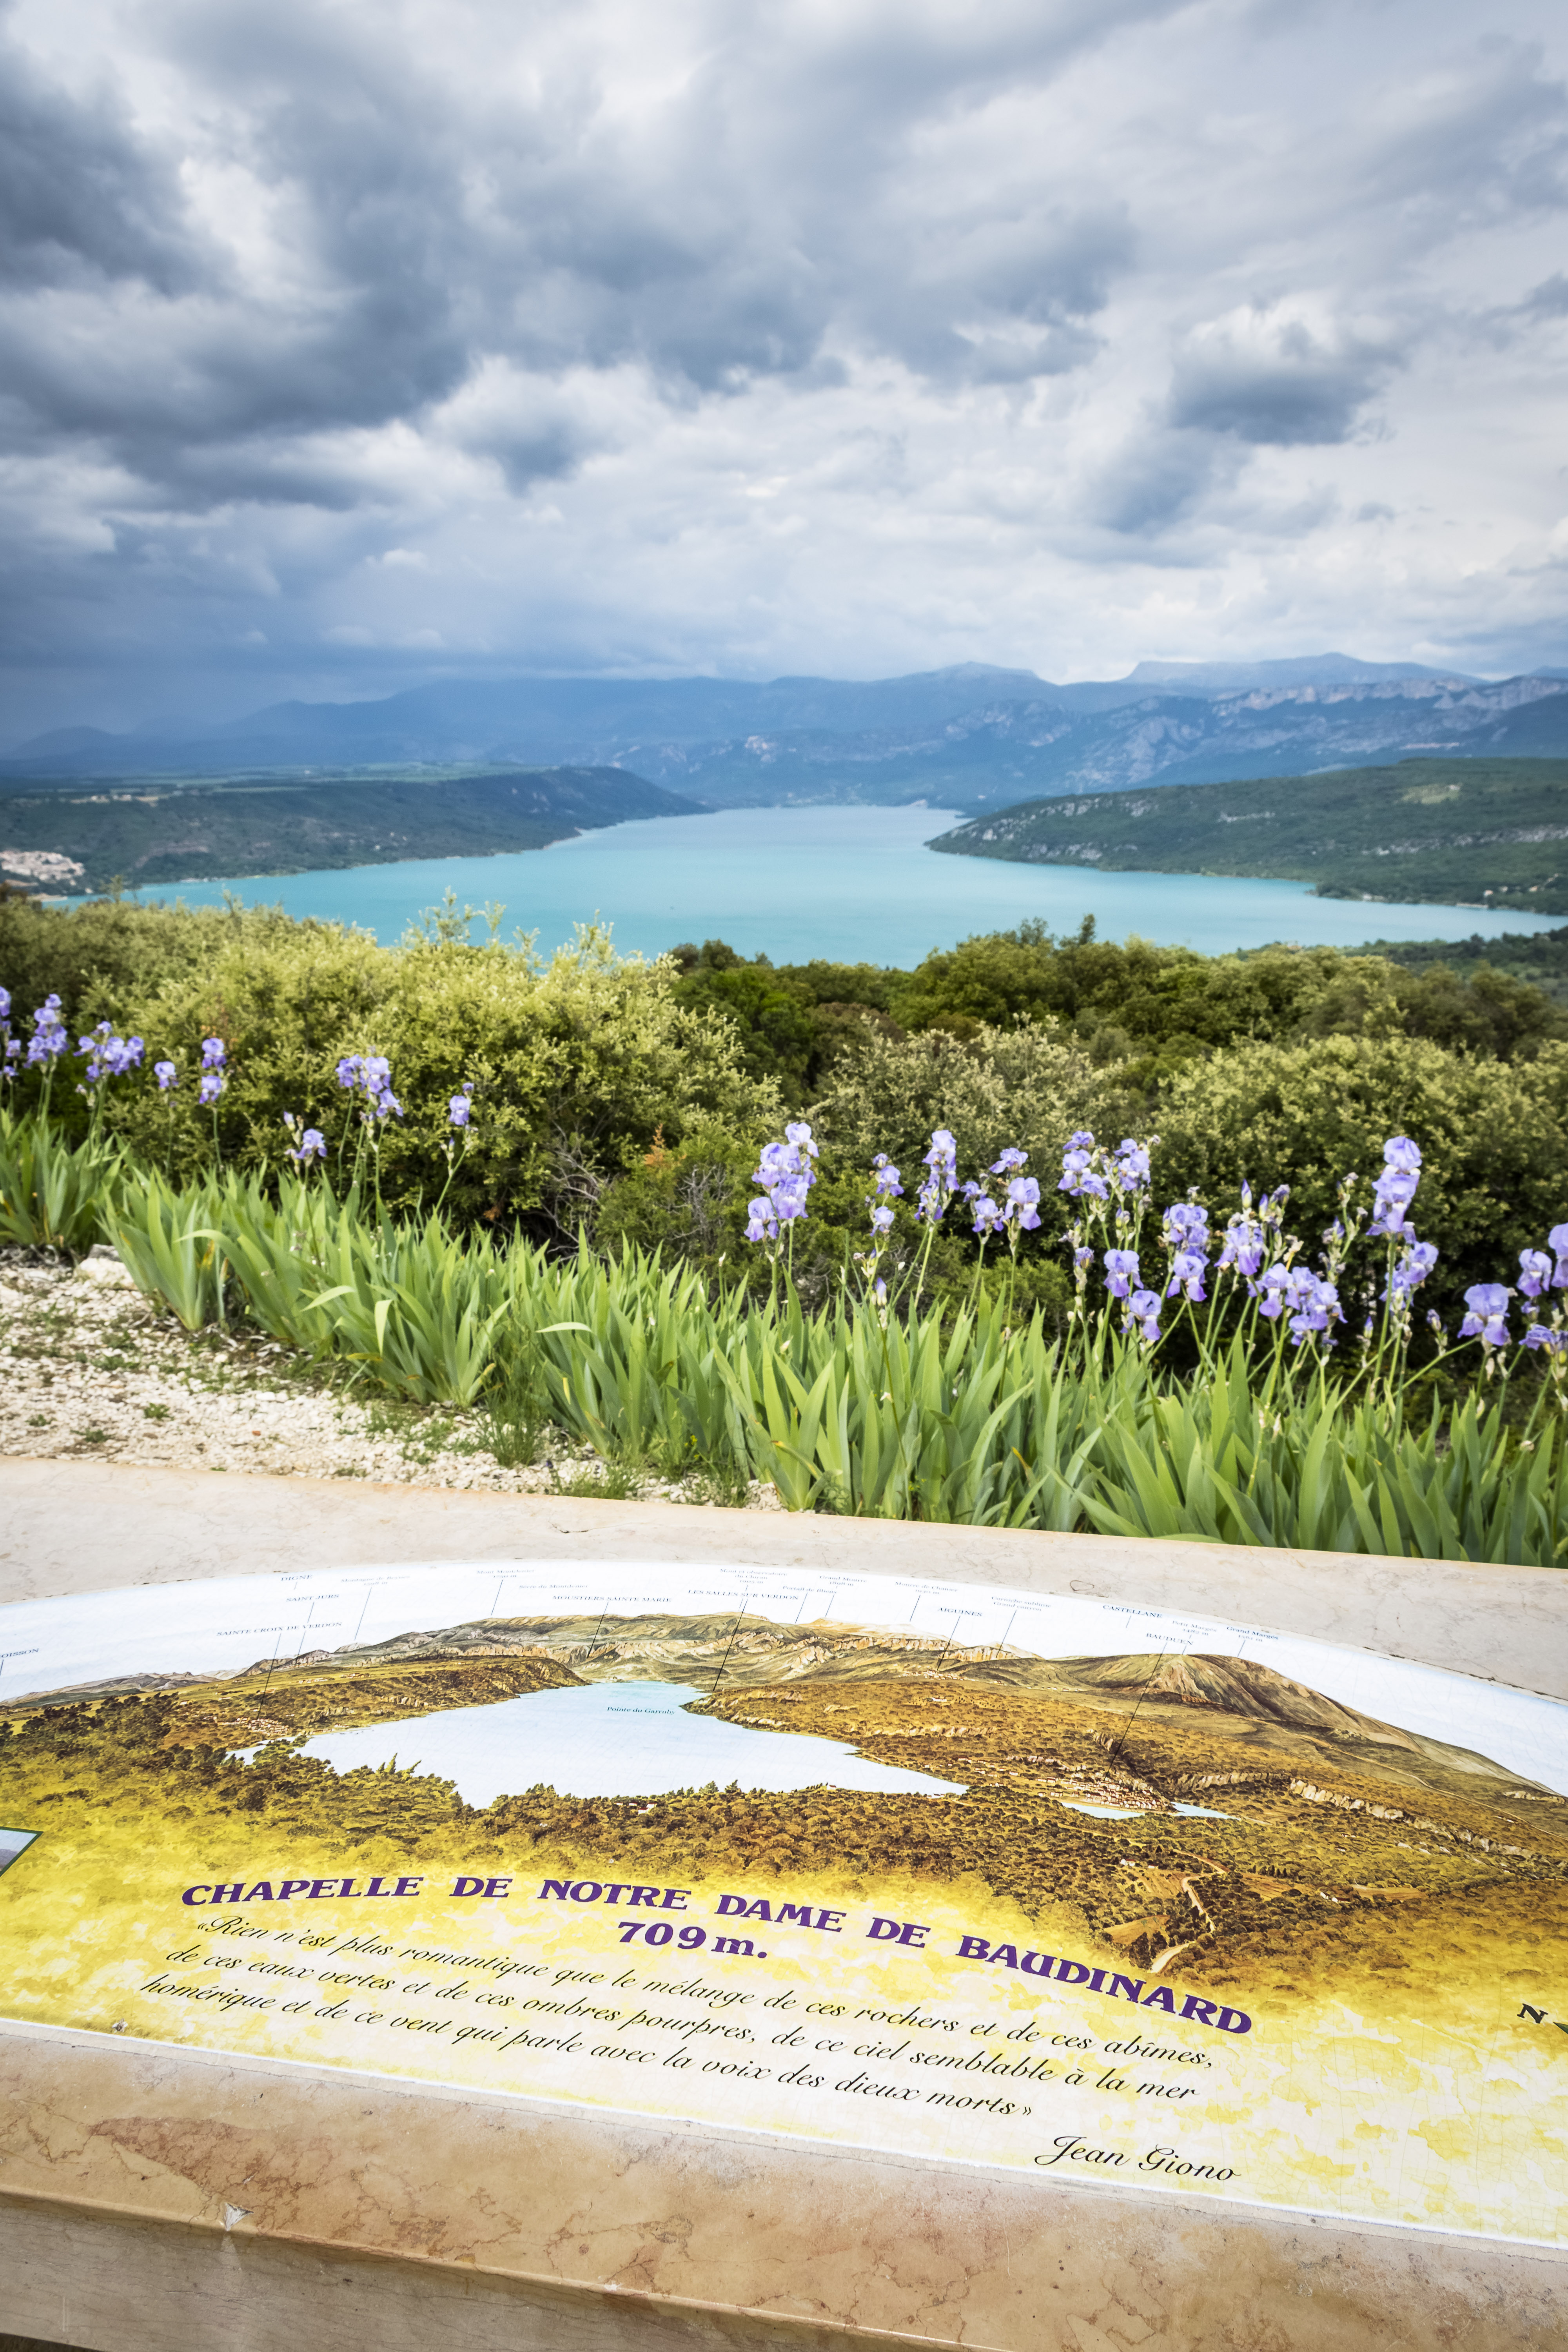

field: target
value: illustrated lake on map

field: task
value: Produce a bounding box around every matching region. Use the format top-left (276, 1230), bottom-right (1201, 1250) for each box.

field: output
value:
top-left (0, 1563), bottom-right (1562, 2246)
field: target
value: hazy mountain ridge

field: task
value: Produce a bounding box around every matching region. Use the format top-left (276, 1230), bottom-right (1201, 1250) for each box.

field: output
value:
top-left (7, 660), bottom-right (1565, 817)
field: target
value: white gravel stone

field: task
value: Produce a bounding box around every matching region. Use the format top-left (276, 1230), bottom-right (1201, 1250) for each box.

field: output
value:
top-left (0, 1253), bottom-right (781, 1509)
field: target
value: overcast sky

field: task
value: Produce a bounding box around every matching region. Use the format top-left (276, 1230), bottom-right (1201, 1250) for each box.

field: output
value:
top-left (2, 0), bottom-right (1565, 733)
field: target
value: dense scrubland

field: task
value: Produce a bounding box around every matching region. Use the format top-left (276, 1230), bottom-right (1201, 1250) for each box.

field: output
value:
top-left (3, 888), bottom-right (1566, 1560)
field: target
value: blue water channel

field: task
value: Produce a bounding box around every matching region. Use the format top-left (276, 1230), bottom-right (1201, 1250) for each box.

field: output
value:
top-left (289, 1678), bottom-right (967, 1808)
top-left (116, 804), bottom-right (1561, 964)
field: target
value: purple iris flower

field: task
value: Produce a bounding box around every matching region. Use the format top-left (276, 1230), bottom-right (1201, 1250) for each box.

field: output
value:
top-left (1287, 1270), bottom-right (1342, 1345)
top-left (76, 1024), bottom-right (111, 1080)
top-left (1163, 1201), bottom-right (1209, 1245)
top-left (1549, 1223), bottom-right (1568, 1287)
top-left (1124, 1287), bottom-right (1162, 1343)
top-left (1058, 1138), bottom-right (1108, 1200)
top-left (26, 996), bottom-right (68, 1065)
top-left (972, 1194), bottom-right (1002, 1239)
top-left (1369, 1173), bottom-right (1419, 1240)
top-left (198, 1071), bottom-right (225, 1107)
top-left (287, 1125), bottom-right (327, 1165)
top-left (1114, 1139), bottom-right (1152, 1189)
top-left (1257, 1262), bottom-right (1292, 1321)
top-left (869, 1201), bottom-right (895, 1236)
top-left (154, 1061), bottom-right (177, 1091)
top-left (449, 1085), bottom-right (474, 1128)
top-left (75, 1022), bottom-right (143, 1083)
top-left (200, 1036), bottom-right (227, 1071)
top-left (1459, 1283), bottom-right (1511, 1347)
top-left (1167, 1249), bottom-right (1208, 1303)
top-left (0, 987), bottom-right (8, 1021)
top-left (917, 1129), bottom-right (958, 1224)
top-left (1518, 1248), bottom-right (1552, 1301)
top-left (747, 1124), bottom-right (817, 1249)
top-left (336, 1055), bottom-right (364, 1089)
top-left (990, 1146), bottom-right (1028, 1175)
top-left (1003, 1174), bottom-right (1042, 1232)
top-left (1384, 1240), bottom-right (1439, 1304)
top-left (1369, 1137), bottom-right (1423, 1240)
top-left (1523, 1324), bottom-right (1566, 1353)
top-left (1103, 1247), bottom-right (1140, 1300)
top-left (1219, 1214), bottom-right (1265, 1280)
top-left (869, 1153), bottom-right (903, 1197)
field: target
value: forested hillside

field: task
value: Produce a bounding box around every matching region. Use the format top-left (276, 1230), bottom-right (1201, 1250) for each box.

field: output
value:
top-left (0, 767), bottom-right (699, 895)
top-left (932, 759), bottom-right (1568, 915)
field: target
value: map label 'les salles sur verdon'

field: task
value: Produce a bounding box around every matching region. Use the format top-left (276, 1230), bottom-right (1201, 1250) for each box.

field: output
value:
top-left (0, 1562), bottom-right (1562, 2241)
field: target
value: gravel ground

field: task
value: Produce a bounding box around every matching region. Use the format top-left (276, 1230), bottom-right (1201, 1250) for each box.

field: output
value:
top-left (0, 1249), bottom-right (780, 1508)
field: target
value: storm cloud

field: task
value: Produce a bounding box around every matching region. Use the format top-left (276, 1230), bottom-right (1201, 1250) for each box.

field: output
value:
top-left (0, 0), bottom-right (1564, 731)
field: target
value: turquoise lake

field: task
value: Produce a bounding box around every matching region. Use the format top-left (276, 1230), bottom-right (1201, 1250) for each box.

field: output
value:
top-left (290, 1678), bottom-right (966, 1808)
top-left (118, 805), bottom-right (1560, 963)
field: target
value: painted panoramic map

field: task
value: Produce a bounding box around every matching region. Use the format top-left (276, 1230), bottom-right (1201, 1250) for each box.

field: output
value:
top-left (0, 1561), bottom-right (1562, 2243)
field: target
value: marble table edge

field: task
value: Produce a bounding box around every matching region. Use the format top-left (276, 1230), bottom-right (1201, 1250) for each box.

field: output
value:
top-left (2, 1456), bottom-right (1564, 1703)
top-left (2, 2017), bottom-right (1559, 2269)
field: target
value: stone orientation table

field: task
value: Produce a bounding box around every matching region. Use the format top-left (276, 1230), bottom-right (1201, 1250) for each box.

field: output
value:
top-left (1, 1457), bottom-right (1564, 2352)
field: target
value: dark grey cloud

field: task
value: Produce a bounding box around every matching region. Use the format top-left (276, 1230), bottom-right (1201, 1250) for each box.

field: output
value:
top-left (1519, 270), bottom-right (1568, 317)
top-left (1165, 307), bottom-right (1399, 448)
top-left (0, 0), bottom-right (1563, 732)
top-left (1083, 426), bottom-right (1234, 537)
top-left (0, 16), bottom-right (205, 292)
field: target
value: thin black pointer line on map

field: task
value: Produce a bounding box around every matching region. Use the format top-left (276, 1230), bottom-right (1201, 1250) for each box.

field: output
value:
top-left (710, 1593), bottom-right (753, 1693)
top-left (257, 1629), bottom-right (285, 1702)
top-left (1106, 1638), bottom-right (1177, 1765)
top-left (584, 1600), bottom-right (613, 1662)
top-left (291, 1599), bottom-right (317, 1669)
top-left (1104, 1622), bottom-right (1243, 1763)
top-left (794, 1585), bottom-right (840, 1622)
top-left (350, 1581), bottom-right (388, 1646)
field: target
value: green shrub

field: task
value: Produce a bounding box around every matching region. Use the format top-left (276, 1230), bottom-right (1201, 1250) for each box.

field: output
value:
top-left (1153, 1035), bottom-right (1568, 1310)
top-left (2, 904), bottom-right (780, 1230)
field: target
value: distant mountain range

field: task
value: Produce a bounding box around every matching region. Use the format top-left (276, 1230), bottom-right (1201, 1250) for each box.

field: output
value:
top-left (7, 655), bottom-right (1568, 809)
